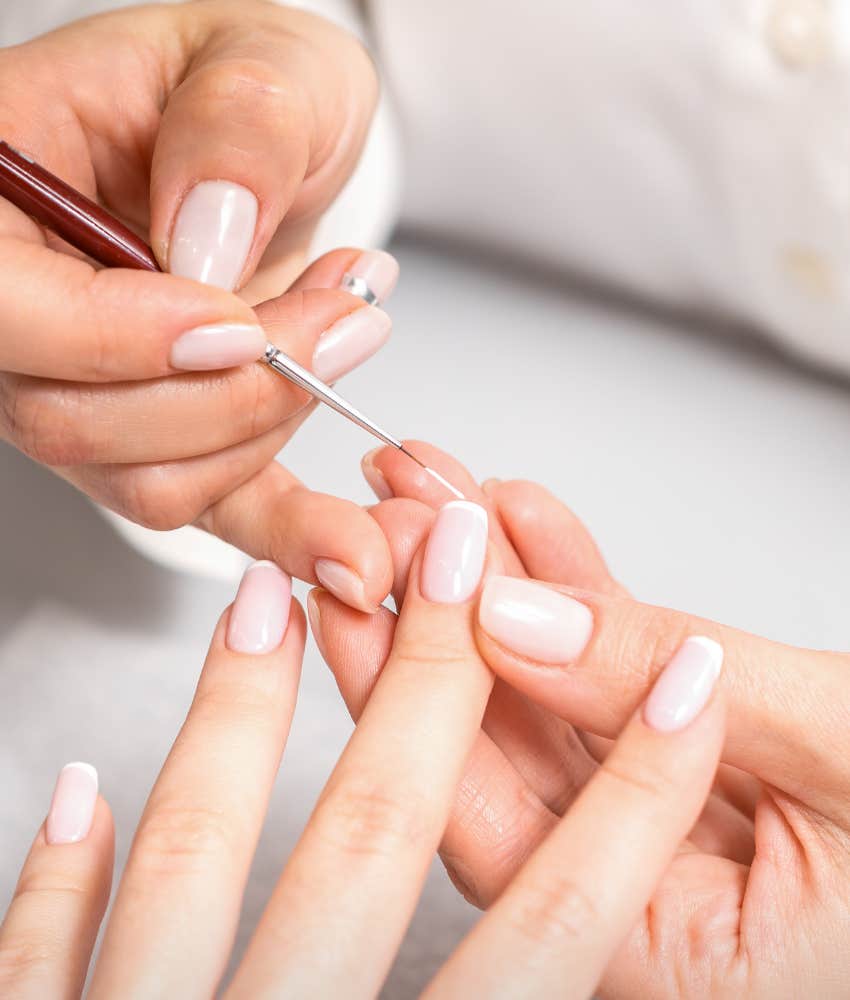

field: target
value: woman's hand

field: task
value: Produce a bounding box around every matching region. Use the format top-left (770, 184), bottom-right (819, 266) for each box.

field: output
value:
top-left (316, 441), bottom-right (850, 997)
top-left (0, 2), bottom-right (394, 611)
top-left (0, 508), bottom-right (724, 1000)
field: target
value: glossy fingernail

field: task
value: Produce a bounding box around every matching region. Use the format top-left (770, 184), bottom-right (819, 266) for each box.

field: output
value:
top-left (46, 762), bottom-right (98, 845)
top-left (227, 560), bottom-right (292, 654)
top-left (312, 306), bottom-right (392, 383)
top-left (170, 180), bottom-right (258, 290)
top-left (644, 636), bottom-right (724, 733)
top-left (421, 501), bottom-right (488, 604)
top-left (315, 559), bottom-right (377, 613)
top-left (478, 577), bottom-right (593, 663)
top-left (361, 448), bottom-right (393, 501)
top-left (340, 250), bottom-right (400, 305)
top-left (170, 322), bottom-right (266, 370)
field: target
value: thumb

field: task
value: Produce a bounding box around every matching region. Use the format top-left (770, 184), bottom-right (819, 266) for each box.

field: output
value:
top-left (474, 576), bottom-right (850, 822)
top-left (149, 6), bottom-right (377, 291)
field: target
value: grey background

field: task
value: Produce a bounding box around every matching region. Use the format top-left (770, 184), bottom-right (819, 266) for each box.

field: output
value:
top-left (2, 237), bottom-right (850, 995)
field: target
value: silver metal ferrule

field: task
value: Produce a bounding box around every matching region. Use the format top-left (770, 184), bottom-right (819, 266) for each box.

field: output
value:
top-left (263, 343), bottom-right (402, 450)
top-left (340, 272), bottom-right (379, 306)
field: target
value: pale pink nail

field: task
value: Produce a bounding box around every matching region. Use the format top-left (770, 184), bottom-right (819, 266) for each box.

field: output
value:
top-left (306, 591), bottom-right (323, 646)
top-left (227, 560), bottom-right (292, 654)
top-left (644, 636), bottom-right (724, 733)
top-left (421, 501), bottom-right (488, 604)
top-left (46, 762), bottom-right (98, 845)
top-left (312, 306), bottom-right (392, 383)
top-left (170, 323), bottom-right (266, 370)
top-left (361, 448), bottom-right (393, 501)
top-left (341, 250), bottom-right (400, 305)
top-left (478, 577), bottom-right (593, 663)
top-left (314, 559), bottom-right (377, 613)
top-left (169, 180), bottom-right (258, 290)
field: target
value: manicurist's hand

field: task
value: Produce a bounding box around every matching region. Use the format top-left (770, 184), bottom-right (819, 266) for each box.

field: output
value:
top-left (0, 510), bottom-right (724, 1000)
top-left (0, 1), bottom-right (394, 610)
top-left (317, 442), bottom-right (850, 997)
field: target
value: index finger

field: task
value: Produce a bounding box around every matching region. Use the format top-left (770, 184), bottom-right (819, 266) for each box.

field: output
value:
top-left (425, 637), bottom-right (726, 1000)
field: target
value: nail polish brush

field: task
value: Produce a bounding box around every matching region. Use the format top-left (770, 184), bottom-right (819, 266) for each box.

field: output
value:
top-left (0, 140), bottom-right (464, 499)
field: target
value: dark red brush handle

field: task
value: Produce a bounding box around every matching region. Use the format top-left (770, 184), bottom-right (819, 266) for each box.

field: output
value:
top-left (0, 140), bottom-right (160, 272)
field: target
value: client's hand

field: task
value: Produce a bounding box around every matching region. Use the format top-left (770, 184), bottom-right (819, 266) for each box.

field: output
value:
top-left (315, 442), bottom-right (850, 998)
top-left (0, 507), bottom-right (723, 1000)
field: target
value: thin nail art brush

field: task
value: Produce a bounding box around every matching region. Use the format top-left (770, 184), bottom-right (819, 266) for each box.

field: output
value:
top-left (0, 140), bottom-right (463, 498)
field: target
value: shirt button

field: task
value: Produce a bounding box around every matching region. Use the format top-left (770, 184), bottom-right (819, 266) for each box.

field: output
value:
top-left (767, 0), bottom-right (830, 68)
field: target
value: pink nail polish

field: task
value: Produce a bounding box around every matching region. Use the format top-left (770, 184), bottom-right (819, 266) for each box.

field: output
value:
top-left (644, 636), bottom-right (724, 733)
top-left (361, 448), bottom-right (393, 501)
top-left (341, 250), bottom-right (400, 305)
top-left (478, 576), bottom-right (593, 663)
top-left (46, 762), bottom-right (98, 845)
top-left (421, 501), bottom-right (488, 604)
top-left (312, 306), bottom-right (392, 383)
top-left (227, 560), bottom-right (292, 654)
top-left (314, 559), bottom-right (377, 613)
top-left (169, 322), bottom-right (267, 370)
top-left (169, 180), bottom-right (258, 290)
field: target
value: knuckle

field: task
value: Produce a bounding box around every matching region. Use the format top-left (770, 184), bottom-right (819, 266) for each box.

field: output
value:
top-left (389, 634), bottom-right (472, 672)
top-left (0, 934), bottom-right (52, 988)
top-left (190, 55), bottom-right (310, 131)
top-left (132, 803), bottom-right (238, 878)
top-left (312, 780), bottom-right (429, 861)
top-left (0, 378), bottom-right (96, 466)
top-left (597, 756), bottom-right (676, 804)
top-left (190, 680), bottom-right (279, 731)
top-left (508, 876), bottom-right (599, 949)
top-left (107, 465), bottom-right (200, 531)
top-left (609, 604), bottom-right (694, 692)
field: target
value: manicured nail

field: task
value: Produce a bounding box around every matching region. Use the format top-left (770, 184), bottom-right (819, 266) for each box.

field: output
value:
top-left (644, 636), bottom-right (724, 733)
top-left (340, 250), bottom-right (400, 305)
top-left (227, 560), bottom-right (292, 654)
top-left (421, 501), bottom-right (488, 604)
top-left (306, 590), bottom-right (323, 647)
top-left (478, 577), bottom-right (593, 663)
top-left (170, 322), bottom-right (266, 370)
top-left (315, 559), bottom-right (377, 613)
top-left (361, 448), bottom-right (393, 501)
top-left (169, 180), bottom-right (258, 290)
top-left (46, 762), bottom-right (98, 845)
top-left (312, 306), bottom-right (392, 383)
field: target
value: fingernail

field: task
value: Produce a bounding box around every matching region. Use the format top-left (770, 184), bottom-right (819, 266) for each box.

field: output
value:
top-left (169, 180), bottom-right (258, 290)
top-left (478, 577), bottom-right (593, 663)
top-left (644, 636), bottom-right (724, 733)
top-left (227, 560), bottom-right (292, 654)
top-left (340, 250), bottom-right (400, 306)
top-left (46, 762), bottom-right (98, 845)
top-left (361, 448), bottom-right (393, 501)
top-left (421, 501), bottom-right (488, 604)
top-left (170, 322), bottom-right (266, 370)
top-left (315, 559), bottom-right (377, 613)
top-left (312, 306), bottom-right (392, 383)
top-left (306, 590), bottom-right (323, 648)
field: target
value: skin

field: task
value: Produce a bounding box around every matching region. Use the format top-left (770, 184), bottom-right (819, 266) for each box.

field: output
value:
top-left (0, 2), bottom-right (392, 609)
top-left (0, 526), bottom-right (723, 1000)
top-left (314, 441), bottom-right (850, 997)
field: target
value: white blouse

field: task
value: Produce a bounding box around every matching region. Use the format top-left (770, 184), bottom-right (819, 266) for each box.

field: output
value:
top-left (4, 0), bottom-right (849, 372)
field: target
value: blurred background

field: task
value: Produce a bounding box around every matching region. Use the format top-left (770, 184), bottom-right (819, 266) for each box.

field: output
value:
top-left (3, 2), bottom-right (850, 995)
